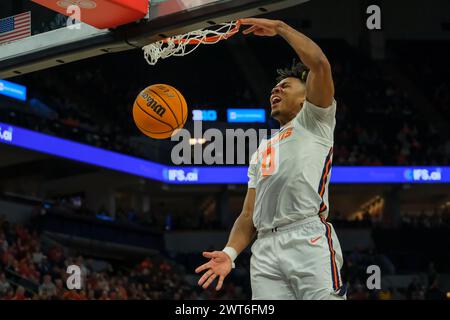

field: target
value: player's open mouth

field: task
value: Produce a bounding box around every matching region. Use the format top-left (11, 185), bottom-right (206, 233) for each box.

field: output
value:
top-left (271, 96), bottom-right (282, 107)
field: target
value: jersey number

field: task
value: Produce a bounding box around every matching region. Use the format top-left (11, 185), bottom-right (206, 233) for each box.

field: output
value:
top-left (261, 146), bottom-right (276, 176)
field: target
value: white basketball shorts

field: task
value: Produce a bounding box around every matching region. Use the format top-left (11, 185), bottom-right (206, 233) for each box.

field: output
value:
top-left (250, 215), bottom-right (346, 300)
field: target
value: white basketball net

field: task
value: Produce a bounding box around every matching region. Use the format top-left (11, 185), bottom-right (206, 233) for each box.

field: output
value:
top-left (143, 21), bottom-right (239, 65)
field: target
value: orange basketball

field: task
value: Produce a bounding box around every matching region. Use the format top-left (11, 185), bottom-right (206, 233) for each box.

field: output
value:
top-left (133, 84), bottom-right (188, 139)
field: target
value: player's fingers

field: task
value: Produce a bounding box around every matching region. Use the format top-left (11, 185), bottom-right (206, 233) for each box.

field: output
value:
top-left (240, 18), bottom-right (273, 29)
top-left (239, 18), bottom-right (256, 25)
top-left (203, 251), bottom-right (222, 259)
top-left (198, 270), bottom-right (213, 286)
top-left (202, 251), bottom-right (218, 258)
top-left (240, 18), bottom-right (266, 26)
top-left (195, 262), bottom-right (210, 274)
top-left (245, 27), bottom-right (266, 36)
top-left (253, 29), bottom-right (268, 36)
top-left (242, 25), bottom-right (258, 35)
top-left (202, 273), bottom-right (217, 289)
top-left (216, 275), bottom-right (225, 291)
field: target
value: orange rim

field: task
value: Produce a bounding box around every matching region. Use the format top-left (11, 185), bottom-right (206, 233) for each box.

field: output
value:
top-left (161, 21), bottom-right (241, 45)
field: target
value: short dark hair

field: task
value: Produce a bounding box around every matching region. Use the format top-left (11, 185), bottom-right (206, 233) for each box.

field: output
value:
top-left (276, 59), bottom-right (309, 84)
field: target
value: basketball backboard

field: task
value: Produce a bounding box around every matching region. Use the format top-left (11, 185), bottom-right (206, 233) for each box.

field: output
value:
top-left (0, 0), bottom-right (310, 78)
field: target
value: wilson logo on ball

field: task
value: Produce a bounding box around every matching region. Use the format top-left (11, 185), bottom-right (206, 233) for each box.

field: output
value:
top-left (133, 84), bottom-right (187, 140)
top-left (141, 92), bottom-right (166, 117)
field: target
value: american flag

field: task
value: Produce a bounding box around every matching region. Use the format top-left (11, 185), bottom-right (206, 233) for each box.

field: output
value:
top-left (0, 12), bottom-right (31, 45)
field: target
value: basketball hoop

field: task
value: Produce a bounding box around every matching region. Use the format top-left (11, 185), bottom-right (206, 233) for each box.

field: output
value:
top-left (143, 21), bottom-right (241, 65)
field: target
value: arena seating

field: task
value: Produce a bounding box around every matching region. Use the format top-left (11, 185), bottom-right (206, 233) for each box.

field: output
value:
top-left (1, 200), bottom-right (449, 300)
top-left (1, 39), bottom-right (448, 166)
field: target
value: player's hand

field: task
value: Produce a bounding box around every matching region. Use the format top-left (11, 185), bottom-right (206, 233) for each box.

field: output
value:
top-left (195, 251), bottom-right (232, 291)
top-left (240, 18), bottom-right (283, 37)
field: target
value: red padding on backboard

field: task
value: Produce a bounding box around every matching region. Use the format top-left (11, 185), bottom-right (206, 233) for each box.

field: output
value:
top-left (31, 0), bottom-right (148, 29)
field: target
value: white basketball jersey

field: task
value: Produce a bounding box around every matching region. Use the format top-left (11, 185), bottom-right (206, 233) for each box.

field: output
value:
top-left (248, 99), bottom-right (337, 232)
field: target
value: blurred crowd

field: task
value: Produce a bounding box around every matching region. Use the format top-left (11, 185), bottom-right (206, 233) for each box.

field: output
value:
top-left (36, 193), bottom-right (450, 233)
top-left (343, 248), bottom-right (448, 300)
top-left (1, 209), bottom-right (449, 300)
top-left (0, 215), bottom-right (207, 300)
top-left (331, 50), bottom-right (449, 166)
top-left (400, 209), bottom-right (450, 229)
top-left (0, 209), bottom-right (249, 300)
top-left (1, 40), bottom-right (448, 165)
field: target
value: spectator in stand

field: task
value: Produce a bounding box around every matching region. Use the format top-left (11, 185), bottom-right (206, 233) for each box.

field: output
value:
top-left (11, 286), bottom-right (27, 300)
top-left (36, 256), bottom-right (51, 277)
top-left (139, 257), bottom-right (153, 272)
top-left (378, 288), bottom-right (393, 300)
top-left (0, 232), bottom-right (8, 253)
top-left (98, 290), bottom-right (109, 300)
top-left (407, 277), bottom-right (420, 300)
top-left (75, 256), bottom-right (89, 280)
top-left (159, 260), bottom-right (172, 272)
top-left (32, 245), bottom-right (46, 265)
top-left (0, 272), bottom-right (11, 297)
top-left (116, 279), bottom-right (128, 299)
top-left (348, 282), bottom-right (369, 300)
top-left (87, 289), bottom-right (95, 300)
top-left (426, 277), bottom-right (446, 300)
top-left (39, 274), bottom-right (57, 298)
top-left (54, 278), bottom-right (64, 298)
top-left (3, 288), bottom-right (15, 300)
top-left (63, 289), bottom-right (87, 300)
top-left (47, 246), bottom-right (65, 268)
top-left (412, 286), bottom-right (426, 300)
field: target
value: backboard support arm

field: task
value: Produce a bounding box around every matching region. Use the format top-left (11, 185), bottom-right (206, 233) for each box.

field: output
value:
top-left (0, 0), bottom-right (309, 79)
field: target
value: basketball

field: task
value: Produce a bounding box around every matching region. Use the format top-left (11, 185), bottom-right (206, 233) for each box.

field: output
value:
top-left (133, 84), bottom-right (188, 139)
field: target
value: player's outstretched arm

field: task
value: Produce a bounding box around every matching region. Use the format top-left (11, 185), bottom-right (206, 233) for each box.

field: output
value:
top-left (241, 18), bottom-right (334, 108)
top-left (195, 188), bottom-right (256, 291)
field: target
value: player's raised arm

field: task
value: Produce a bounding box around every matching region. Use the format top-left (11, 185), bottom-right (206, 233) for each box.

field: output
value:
top-left (241, 18), bottom-right (334, 108)
top-left (195, 188), bottom-right (256, 291)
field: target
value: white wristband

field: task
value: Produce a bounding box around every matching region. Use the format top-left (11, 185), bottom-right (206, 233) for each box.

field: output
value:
top-left (222, 247), bottom-right (237, 269)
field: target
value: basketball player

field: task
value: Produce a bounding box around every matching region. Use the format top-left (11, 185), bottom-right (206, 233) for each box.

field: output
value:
top-left (195, 18), bottom-right (346, 300)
